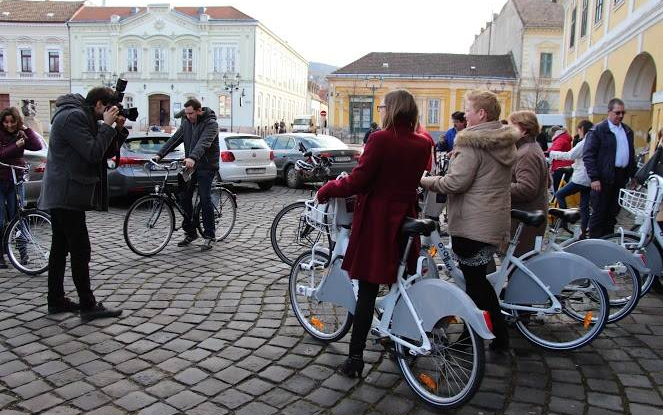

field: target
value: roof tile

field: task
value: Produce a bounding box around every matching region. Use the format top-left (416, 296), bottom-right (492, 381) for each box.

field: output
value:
top-left (0, 0), bottom-right (83, 23)
top-left (512, 0), bottom-right (564, 28)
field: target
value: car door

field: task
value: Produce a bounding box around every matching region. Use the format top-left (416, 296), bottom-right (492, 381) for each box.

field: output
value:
top-left (272, 136), bottom-right (292, 175)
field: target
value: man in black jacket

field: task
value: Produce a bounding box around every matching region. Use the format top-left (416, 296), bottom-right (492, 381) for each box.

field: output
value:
top-left (583, 98), bottom-right (636, 238)
top-left (155, 98), bottom-right (220, 250)
top-left (39, 87), bottom-right (127, 321)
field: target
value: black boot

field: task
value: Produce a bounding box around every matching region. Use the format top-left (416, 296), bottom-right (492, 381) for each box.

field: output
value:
top-left (338, 355), bottom-right (364, 378)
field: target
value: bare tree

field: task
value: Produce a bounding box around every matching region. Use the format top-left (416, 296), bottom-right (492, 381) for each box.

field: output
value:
top-left (520, 71), bottom-right (554, 114)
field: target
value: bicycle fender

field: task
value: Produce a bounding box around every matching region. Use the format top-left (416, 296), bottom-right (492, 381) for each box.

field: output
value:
top-left (617, 230), bottom-right (663, 276)
top-left (391, 279), bottom-right (495, 342)
top-left (505, 251), bottom-right (617, 305)
top-left (314, 257), bottom-right (356, 313)
top-left (564, 239), bottom-right (650, 275)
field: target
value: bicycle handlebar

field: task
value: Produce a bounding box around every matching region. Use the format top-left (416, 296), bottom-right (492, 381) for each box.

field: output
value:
top-left (0, 161), bottom-right (28, 171)
top-left (145, 159), bottom-right (183, 171)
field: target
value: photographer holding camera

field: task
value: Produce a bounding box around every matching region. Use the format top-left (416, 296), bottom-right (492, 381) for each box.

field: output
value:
top-left (39, 87), bottom-right (129, 321)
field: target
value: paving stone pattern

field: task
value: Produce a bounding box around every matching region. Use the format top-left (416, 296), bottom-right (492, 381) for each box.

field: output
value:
top-left (1, 185), bottom-right (663, 414)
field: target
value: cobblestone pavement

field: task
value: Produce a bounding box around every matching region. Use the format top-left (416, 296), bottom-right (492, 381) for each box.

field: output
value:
top-left (1, 184), bottom-right (663, 415)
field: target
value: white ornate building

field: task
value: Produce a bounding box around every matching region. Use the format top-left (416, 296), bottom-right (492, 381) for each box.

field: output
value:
top-left (68, 4), bottom-right (308, 132)
top-left (0, 0), bottom-right (84, 134)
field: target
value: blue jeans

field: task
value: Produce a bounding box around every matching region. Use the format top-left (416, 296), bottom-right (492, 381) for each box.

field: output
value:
top-left (0, 181), bottom-right (23, 229)
top-left (555, 181), bottom-right (590, 231)
top-left (180, 169), bottom-right (216, 239)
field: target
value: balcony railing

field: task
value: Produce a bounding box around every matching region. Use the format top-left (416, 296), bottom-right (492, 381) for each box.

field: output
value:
top-left (46, 72), bottom-right (62, 78)
top-left (19, 72), bottom-right (34, 78)
top-left (176, 72), bottom-right (197, 80)
top-left (149, 72), bottom-right (169, 79)
top-left (121, 71), bottom-right (141, 79)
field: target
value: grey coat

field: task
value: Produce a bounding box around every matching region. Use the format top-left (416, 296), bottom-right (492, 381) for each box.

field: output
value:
top-left (157, 107), bottom-right (220, 170)
top-left (38, 94), bottom-right (128, 212)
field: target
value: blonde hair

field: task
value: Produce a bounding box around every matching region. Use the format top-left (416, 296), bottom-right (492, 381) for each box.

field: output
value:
top-left (509, 110), bottom-right (540, 137)
top-left (381, 89), bottom-right (418, 132)
top-left (465, 90), bottom-right (501, 122)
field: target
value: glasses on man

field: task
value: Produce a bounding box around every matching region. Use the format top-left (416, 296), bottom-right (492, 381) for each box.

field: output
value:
top-left (612, 111), bottom-right (626, 116)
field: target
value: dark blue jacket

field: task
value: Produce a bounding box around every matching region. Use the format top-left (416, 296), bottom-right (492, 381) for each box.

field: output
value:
top-left (583, 119), bottom-right (636, 184)
top-left (435, 127), bottom-right (457, 152)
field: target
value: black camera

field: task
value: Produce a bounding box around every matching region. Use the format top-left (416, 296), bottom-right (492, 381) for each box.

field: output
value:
top-left (111, 78), bottom-right (139, 121)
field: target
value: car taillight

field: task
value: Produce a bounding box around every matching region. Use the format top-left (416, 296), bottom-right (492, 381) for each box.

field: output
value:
top-left (221, 151), bottom-right (235, 162)
top-left (320, 152), bottom-right (332, 158)
top-left (269, 151), bottom-right (275, 161)
top-left (119, 157), bottom-right (145, 165)
top-left (34, 162), bottom-right (46, 173)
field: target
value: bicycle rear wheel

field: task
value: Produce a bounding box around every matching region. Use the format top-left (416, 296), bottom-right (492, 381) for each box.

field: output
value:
top-left (124, 195), bottom-right (174, 256)
top-left (513, 279), bottom-right (609, 351)
top-left (5, 210), bottom-right (51, 275)
top-left (195, 187), bottom-right (236, 241)
top-left (396, 316), bottom-right (485, 410)
top-left (271, 201), bottom-right (332, 266)
top-left (289, 251), bottom-right (353, 342)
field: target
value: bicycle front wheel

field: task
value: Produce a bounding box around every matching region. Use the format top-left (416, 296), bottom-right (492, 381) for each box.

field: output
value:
top-left (195, 187), bottom-right (236, 241)
top-left (124, 195), bottom-right (174, 256)
top-left (396, 316), bottom-right (485, 410)
top-left (271, 201), bottom-right (331, 266)
top-left (289, 251), bottom-right (353, 342)
top-left (514, 279), bottom-right (609, 351)
top-left (5, 210), bottom-right (51, 275)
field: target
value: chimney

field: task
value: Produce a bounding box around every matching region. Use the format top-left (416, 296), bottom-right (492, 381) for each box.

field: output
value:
top-left (382, 63), bottom-right (389, 69)
top-left (110, 14), bottom-right (120, 23)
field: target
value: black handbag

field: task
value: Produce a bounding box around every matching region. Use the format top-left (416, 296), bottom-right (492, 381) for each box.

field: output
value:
top-left (634, 147), bottom-right (662, 185)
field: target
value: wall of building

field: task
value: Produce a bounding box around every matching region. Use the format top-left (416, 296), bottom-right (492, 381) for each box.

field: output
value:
top-left (470, 1), bottom-right (524, 69)
top-left (519, 27), bottom-right (563, 113)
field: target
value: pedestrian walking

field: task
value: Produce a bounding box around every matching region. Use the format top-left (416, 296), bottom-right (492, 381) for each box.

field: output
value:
top-left (0, 107), bottom-right (43, 268)
top-left (315, 89), bottom-right (431, 378)
top-left (550, 120), bottom-right (593, 237)
top-left (421, 90), bottom-right (519, 353)
top-left (40, 87), bottom-right (127, 320)
top-left (362, 122), bottom-right (380, 145)
top-left (508, 111), bottom-right (549, 256)
top-left (548, 126), bottom-right (573, 191)
top-left (583, 98), bottom-right (636, 238)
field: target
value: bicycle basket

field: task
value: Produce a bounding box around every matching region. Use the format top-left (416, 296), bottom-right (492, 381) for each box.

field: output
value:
top-left (619, 188), bottom-right (656, 218)
top-left (304, 200), bottom-right (334, 234)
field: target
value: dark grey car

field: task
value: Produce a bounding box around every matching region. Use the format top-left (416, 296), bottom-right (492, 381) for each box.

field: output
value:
top-left (24, 135), bottom-right (48, 206)
top-left (265, 133), bottom-right (361, 188)
top-left (107, 132), bottom-right (185, 197)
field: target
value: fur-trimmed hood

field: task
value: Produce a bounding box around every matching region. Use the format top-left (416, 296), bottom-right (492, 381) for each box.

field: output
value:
top-left (454, 121), bottom-right (519, 167)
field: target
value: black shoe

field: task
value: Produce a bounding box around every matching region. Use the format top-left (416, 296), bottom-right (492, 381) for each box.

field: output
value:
top-left (338, 355), bottom-right (364, 378)
top-left (48, 297), bottom-right (81, 314)
top-left (489, 339), bottom-right (510, 353)
top-left (80, 302), bottom-right (122, 322)
top-left (177, 234), bottom-right (198, 247)
top-left (0, 258), bottom-right (7, 269)
top-left (200, 237), bottom-right (215, 251)
top-left (19, 253), bottom-right (29, 266)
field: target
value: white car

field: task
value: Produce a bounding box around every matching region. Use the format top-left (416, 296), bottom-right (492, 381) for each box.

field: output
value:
top-left (218, 133), bottom-right (277, 190)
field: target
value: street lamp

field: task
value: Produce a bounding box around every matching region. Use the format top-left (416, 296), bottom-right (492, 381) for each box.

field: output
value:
top-left (100, 72), bottom-right (117, 88)
top-left (364, 76), bottom-right (383, 137)
top-left (223, 72), bottom-right (241, 132)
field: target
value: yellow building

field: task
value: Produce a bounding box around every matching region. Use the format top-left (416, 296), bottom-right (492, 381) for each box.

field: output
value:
top-left (559, 0), bottom-right (663, 148)
top-left (326, 53), bottom-right (517, 139)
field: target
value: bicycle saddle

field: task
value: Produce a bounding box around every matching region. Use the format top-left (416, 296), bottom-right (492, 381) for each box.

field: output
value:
top-left (510, 210), bottom-right (546, 227)
top-left (400, 217), bottom-right (437, 237)
top-left (548, 208), bottom-right (582, 224)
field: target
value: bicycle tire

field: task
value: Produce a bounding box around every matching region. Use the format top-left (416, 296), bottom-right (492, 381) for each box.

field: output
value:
top-left (124, 195), bottom-right (174, 256)
top-left (271, 201), bottom-right (332, 266)
top-left (603, 232), bottom-right (657, 298)
top-left (195, 187), bottom-right (237, 241)
top-left (289, 251), bottom-right (353, 342)
top-left (513, 279), bottom-right (610, 351)
top-left (396, 316), bottom-right (485, 410)
top-left (4, 210), bottom-right (51, 275)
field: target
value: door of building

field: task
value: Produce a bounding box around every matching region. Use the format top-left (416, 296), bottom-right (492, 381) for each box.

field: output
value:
top-left (0, 94), bottom-right (9, 111)
top-left (349, 96), bottom-right (373, 133)
top-left (148, 94), bottom-right (170, 127)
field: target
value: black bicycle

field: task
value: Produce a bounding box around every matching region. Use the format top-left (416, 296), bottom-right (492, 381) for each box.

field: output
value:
top-left (123, 160), bottom-right (237, 256)
top-left (0, 161), bottom-right (51, 275)
top-left (270, 143), bottom-right (334, 265)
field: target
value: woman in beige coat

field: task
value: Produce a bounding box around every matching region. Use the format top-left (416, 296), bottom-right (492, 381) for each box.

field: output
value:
top-left (421, 90), bottom-right (519, 352)
top-left (509, 111), bottom-right (549, 257)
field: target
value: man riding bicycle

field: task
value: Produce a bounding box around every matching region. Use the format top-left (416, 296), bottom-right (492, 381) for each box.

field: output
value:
top-left (154, 98), bottom-right (220, 251)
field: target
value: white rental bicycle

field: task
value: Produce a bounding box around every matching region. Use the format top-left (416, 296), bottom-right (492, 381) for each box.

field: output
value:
top-left (419, 191), bottom-right (616, 351)
top-left (289, 197), bottom-right (495, 410)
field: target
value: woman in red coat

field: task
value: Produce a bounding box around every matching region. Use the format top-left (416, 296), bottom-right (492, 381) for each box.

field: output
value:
top-left (316, 90), bottom-right (431, 377)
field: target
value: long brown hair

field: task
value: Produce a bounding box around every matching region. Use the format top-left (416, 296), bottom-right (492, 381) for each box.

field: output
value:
top-left (0, 107), bottom-right (24, 133)
top-left (381, 89), bottom-right (418, 132)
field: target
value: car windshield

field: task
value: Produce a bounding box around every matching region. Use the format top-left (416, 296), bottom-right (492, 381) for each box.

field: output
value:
top-left (293, 119), bottom-right (310, 125)
top-left (302, 135), bottom-right (346, 149)
top-left (225, 136), bottom-right (270, 150)
top-left (125, 136), bottom-right (181, 154)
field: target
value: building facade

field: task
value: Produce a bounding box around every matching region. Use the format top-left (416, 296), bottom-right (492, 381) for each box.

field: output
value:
top-left (470, 0), bottom-right (564, 114)
top-left (326, 52), bottom-right (517, 137)
top-left (559, 0), bottom-right (662, 148)
top-left (0, 0), bottom-right (84, 134)
top-left (68, 4), bottom-right (307, 133)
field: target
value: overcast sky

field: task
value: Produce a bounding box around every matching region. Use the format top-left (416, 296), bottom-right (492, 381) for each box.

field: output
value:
top-left (96, 0), bottom-right (510, 67)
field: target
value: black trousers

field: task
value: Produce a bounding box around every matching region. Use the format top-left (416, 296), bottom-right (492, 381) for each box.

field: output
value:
top-left (47, 209), bottom-right (96, 309)
top-left (451, 236), bottom-right (509, 347)
top-left (588, 168), bottom-right (628, 239)
top-left (179, 170), bottom-right (216, 238)
top-left (552, 168), bottom-right (572, 192)
top-left (348, 280), bottom-right (380, 358)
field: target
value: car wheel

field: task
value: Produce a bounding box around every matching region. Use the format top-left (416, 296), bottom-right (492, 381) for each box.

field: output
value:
top-left (258, 180), bottom-right (275, 190)
top-left (285, 165), bottom-right (302, 189)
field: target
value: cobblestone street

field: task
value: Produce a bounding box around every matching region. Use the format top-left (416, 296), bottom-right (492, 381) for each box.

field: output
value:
top-left (0, 184), bottom-right (663, 414)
